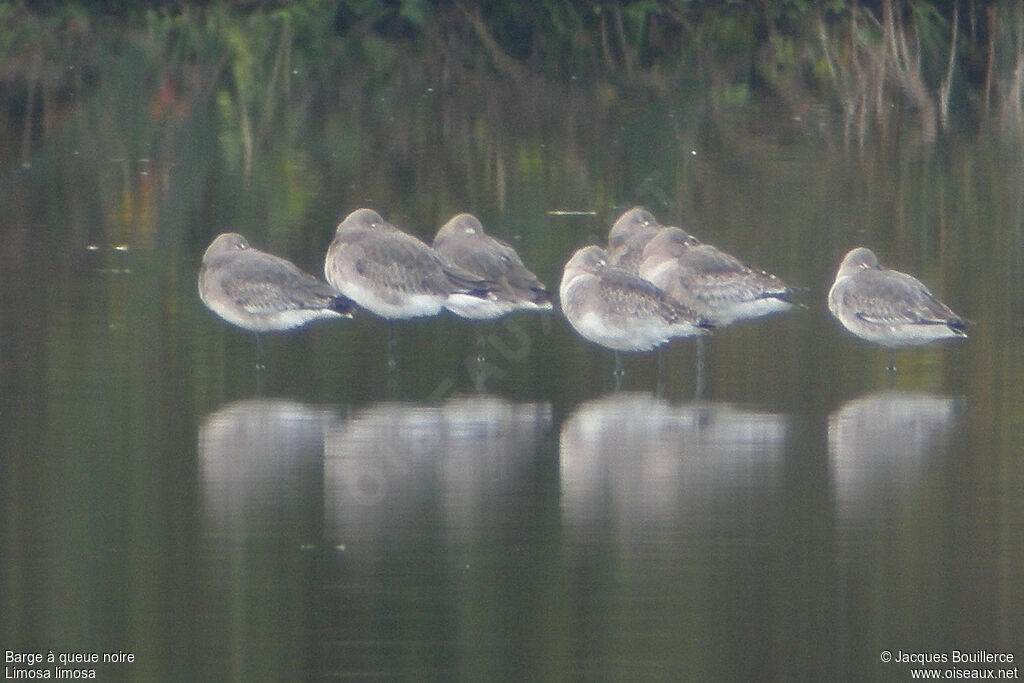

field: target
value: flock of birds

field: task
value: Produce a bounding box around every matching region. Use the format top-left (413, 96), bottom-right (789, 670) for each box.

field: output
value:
top-left (198, 206), bottom-right (968, 378)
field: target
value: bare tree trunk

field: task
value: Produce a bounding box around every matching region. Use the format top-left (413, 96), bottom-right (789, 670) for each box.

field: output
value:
top-left (20, 51), bottom-right (42, 168)
top-left (1000, 4), bottom-right (1024, 133)
top-left (455, 2), bottom-right (528, 83)
top-left (939, 4), bottom-right (959, 131)
top-left (610, 3), bottom-right (634, 79)
top-left (984, 5), bottom-right (995, 117)
top-left (598, 8), bottom-right (615, 72)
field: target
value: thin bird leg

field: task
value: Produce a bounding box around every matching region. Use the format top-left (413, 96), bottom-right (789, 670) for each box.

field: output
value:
top-left (695, 336), bottom-right (707, 400)
top-left (472, 362), bottom-right (487, 394)
top-left (254, 333), bottom-right (267, 372)
top-left (475, 325), bottom-right (487, 363)
top-left (655, 346), bottom-right (666, 398)
top-left (470, 324), bottom-right (489, 391)
top-left (255, 365), bottom-right (265, 396)
top-left (613, 352), bottom-right (625, 391)
top-left (387, 323), bottom-right (397, 371)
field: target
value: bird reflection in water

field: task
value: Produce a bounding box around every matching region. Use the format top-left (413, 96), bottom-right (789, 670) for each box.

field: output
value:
top-left (197, 399), bottom-right (336, 681)
top-left (199, 399), bottom-right (333, 541)
top-left (557, 392), bottom-right (790, 674)
top-left (560, 392), bottom-right (789, 529)
top-left (319, 396), bottom-right (552, 678)
top-left (323, 396), bottom-right (552, 550)
top-left (829, 390), bottom-right (964, 529)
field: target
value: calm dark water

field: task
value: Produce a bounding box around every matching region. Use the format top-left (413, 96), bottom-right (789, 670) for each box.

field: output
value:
top-left (2, 23), bottom-right (1023, 682)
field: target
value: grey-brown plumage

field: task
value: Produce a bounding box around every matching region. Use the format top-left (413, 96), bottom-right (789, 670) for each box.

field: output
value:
top-left (559, 245), bottom-right (711, 352)
top-left (827, 247), bottom-right (967, 348)
top-left (607, 207), bottom-right (664, 272)
top-left (433, 212), bottom-right (552, 319)
top-left (639, 227), bottom-right (795, 326)
top-left (324, 208), bottom-right (492, 320)
top-left (199, 232), bottom-right (354, 333)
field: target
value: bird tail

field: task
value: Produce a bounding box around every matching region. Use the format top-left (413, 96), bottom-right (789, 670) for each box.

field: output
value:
top-left (330, 295), bottom-right (357, 317)
top-left (444, 264), bottom-right (496, 300)
top-left (531, 287), bottom-right (553, 306)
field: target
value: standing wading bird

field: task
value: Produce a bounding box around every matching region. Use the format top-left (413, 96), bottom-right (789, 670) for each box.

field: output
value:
top-left (559, 245), bottom-right (712, 386)
top-left (433, 213), bottom-right (552, 374)
top-left (199, 232), bottom-right (355, 369)
top-left (827, 247), bottom-right (967, 375)
top-left (639, 226), bottom-right (798, 395)
top-left (606, 206), bottom-right (664, 272)
top-left (324, 208), bottom-right (494, 365)
top-left (639, 226), bottom-right (797, 327)
top-left (433, 213), bottom-right (552, 319)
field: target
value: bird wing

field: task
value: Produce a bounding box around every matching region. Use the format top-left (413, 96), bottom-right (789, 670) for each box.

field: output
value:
top-left (222, 253), bottom-right (341, 314)
top-left (679, 245), bottom-right (791, 305)
top-left (598, 266), bottom-right (704, 325)
top-left (443, 235), bottom-right (548, 303)
top-left (848, 270), bottom-right (963, 328)
top-left (352, 231), bottom-right (491, 297)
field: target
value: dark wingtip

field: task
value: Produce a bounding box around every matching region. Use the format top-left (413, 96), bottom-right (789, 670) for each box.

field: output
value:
top-left (465, 287), bottom-right (492, 300)
top-left (331, 295), bottom-right (357, 317)
top-left (757, 286), bottom-right (810, 310)
top-left (443, 263), bottom-right (497, 300)
top-left (758, 291), bottom-right (792, 303)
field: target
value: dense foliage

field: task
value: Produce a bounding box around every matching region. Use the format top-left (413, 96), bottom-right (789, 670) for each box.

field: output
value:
top-left (2, 0), bottom-right (1024, 148)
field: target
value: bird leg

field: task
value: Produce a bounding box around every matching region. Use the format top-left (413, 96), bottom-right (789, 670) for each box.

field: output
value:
top-left (695, 336), bottom-right (707, 400)
top-left (613, 352), bottom-right (625, 391)
top-left (387, 323), bottom-right (398, 371)
top-left (475, 325), bottom-right (487, 363)
top-left (254, 334), bottom-right (267, 372)
top-left (655, 347), bottom-right (666, 398)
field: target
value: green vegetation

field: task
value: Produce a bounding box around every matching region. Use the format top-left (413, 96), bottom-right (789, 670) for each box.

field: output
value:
top-left (2, 0), bottom-right (1024, 150)
top-left (2, 0), bottom-right (1021, 283)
